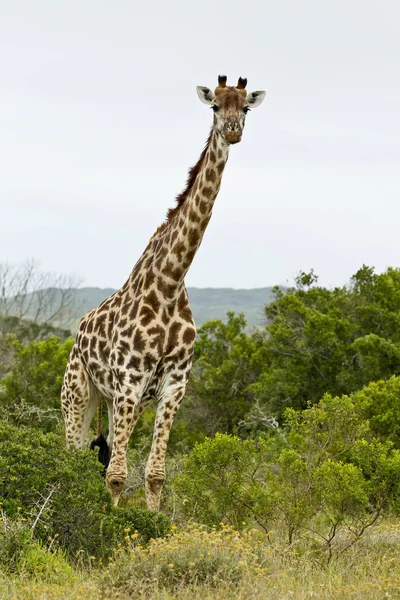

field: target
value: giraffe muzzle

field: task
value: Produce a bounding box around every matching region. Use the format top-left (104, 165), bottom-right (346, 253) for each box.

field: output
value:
top-left (225, 131), bottom-right (242, 144)
top-left (224, 121), bottom-right (242, 144)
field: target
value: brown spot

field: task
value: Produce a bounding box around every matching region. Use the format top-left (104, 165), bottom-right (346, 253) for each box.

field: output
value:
top-left (70, 361), bottom-right (79, 371)
top-left (107, 312), bottom-right (115, 339)
top-left (120, 301), bottom-right (130, 316)
top-left (164, 260), bottom-right (181, 282)
top-left (81, 336), bottom-right (89, 350)
top-left (133, 329), bottom-right (146, 353)
top-left (172, 241), bottom-right (186, 262)
top-left (140, 305), bottom-right (156, 327)
top-left (189, 209), bottom-right (200, 223)
top-left (188, 228), bottom-right (200, 247)
top-left (129, 300), bottom-right (140, 321)
top-left (199, 200), bottom-right (208, 214)
top-left (126, 355), bottom-right (141, 370)
top-left (121, 324), bottom-right (134, 338)
top-left (157, 277), bottom-right (175, 300)
top-left (119, 340), bottom-right (130, 355)
top-left (98, 340), bottom-right (109, 362)
top-left (183, 327), bottom-right (196, 345)
top-left (143, 353), bottom-right (157, 371)
top-left (148, 325), bottom-right (166, 354)
top-left (95, 314), bottom-right (107, 337)
top-left (145, 289), bottom-right (160, 313)
top-left (210, 150), bottom-right (216, 162)
top-left (129, 373), bottom-right (143, 386)
top-left (145, 269), bottom-right (156, 288)
top-left (206, 168), bottom-right (216, 183)
top-left (202, 186), bottom-right (213, 198)
top-left (112, 295), bottom-right (122, 308)
top-left (171, 373), bottom-right (184, 383)
top-left (217, 161), bottom-right (225, 175)
top-left (114, 370), bottom-right (125, 385)
top-left (166, 321), bottom-right (182, 354)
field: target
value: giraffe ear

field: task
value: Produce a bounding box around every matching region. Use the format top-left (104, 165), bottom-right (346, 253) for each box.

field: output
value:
top-left (196, 86), bottom-right (215, 105)
top-left (246, 90), bottom-right (266, 108)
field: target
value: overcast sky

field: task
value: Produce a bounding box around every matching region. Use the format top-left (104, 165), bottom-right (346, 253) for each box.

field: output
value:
top-left (1, 0), bottom-right (399, 291)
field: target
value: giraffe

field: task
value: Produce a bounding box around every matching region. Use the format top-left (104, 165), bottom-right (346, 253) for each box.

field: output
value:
top-left (61, 75), bottom-right (266, 511)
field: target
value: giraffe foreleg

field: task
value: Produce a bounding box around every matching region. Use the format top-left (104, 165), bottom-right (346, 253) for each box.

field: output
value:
top-left (145, 385), bottom-right (186, 512)
top-left (105, 383), bottom-right (149, 505)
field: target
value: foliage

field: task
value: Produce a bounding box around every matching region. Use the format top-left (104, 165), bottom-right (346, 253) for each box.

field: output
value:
top-left (254, 265), bottom-right (400, 415)
top-left (186, 313), bottom-right (269, 435)
top-left (0, 336), bottom-right (73, 430)
top-left (187, 267), bottom-right (400, 430)
top-left (0, 519), bottom-right (73, 583)
top-left (0, 422), bottom-right (169, 560)
top-left (100, 525), bottom-right (267, 597)
top-left (174, 380), bottom-right (400, 557)
top-left (349, 376), bottom-right (400, 448)
top-left (173, 433), bottom-right (272, 530)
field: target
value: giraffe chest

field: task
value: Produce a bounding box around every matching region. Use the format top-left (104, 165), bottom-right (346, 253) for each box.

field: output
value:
top-left (77, 288), bottom-right (196, 398)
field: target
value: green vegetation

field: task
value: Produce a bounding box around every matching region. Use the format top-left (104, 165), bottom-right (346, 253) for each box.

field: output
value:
top-left (1, 265), bottom-right (400, 598)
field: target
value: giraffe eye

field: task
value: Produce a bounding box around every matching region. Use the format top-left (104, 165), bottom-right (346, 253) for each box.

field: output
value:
top-left (211, 105), bottom-right (220, 112)
top-left (244, 107), bottom-right (251, 114)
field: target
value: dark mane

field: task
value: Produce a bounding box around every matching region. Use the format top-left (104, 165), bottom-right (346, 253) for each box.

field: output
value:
top-left (153, 129), bottom-right (213, 236)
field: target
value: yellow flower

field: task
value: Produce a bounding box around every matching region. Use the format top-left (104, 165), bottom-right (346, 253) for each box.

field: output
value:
top-left (168, 563), bottom-right (174, 569)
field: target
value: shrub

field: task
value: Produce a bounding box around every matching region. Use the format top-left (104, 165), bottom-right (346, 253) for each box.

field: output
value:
top-left (350, 376), bottom-right (400, 448)
top-left (0, 422), bottom-right (170, 560)
top-left (173, 433), bottom-right (272, 530)
top-left (0, 336), bottom-right (73, 430)
top-left (174, 384), bottom-right (400, 558)
top-left (100, 525), bottom-right (268, 597)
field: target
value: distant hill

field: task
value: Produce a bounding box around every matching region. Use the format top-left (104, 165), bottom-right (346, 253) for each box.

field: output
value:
top-left (8, 286), bottom-right (277, 333)
top-left (70, 287), bottom-right (274, 331)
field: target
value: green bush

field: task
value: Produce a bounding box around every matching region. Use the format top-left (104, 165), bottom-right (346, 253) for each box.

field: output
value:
top-left (0, 336), bottom-right (73, 430)
top-left (350, 376), bottom-right (400, 448)
top-left (0, 422), bottom-right (170, 560)
top-left (174, 380), bottom-right (400, 558)
top-left (173, 433), bottom-right (272, 530)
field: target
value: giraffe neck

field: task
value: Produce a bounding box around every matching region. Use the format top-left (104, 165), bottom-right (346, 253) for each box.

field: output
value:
top-left (152, 129), bottom-right (230, 297)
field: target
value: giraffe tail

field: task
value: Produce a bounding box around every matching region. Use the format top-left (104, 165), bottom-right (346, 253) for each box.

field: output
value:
top-left (89, 395), bottom-right (111, 475)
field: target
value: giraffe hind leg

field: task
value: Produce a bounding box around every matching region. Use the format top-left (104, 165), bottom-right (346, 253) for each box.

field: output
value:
top-left (61, 353), bottom-right (100, 450)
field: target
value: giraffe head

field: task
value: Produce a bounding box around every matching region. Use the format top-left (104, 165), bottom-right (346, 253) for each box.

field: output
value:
top-left (196, 75), bottom-right (266, 144)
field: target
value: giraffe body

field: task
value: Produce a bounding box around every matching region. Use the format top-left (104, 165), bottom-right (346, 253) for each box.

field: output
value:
top-left (61, 76), bottom-right (266, 510)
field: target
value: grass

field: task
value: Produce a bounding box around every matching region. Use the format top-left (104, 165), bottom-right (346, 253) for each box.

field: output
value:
top-left (1, 521), bottom-right (400, 599)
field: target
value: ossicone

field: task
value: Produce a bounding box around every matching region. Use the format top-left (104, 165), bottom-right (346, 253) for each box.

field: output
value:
top-left (236, 77), bottom-right (247, 90)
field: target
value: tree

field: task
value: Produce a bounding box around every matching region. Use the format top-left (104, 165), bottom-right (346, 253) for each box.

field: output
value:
top-left (183, 313), bottom-right (269, 436)
top-left (0, 259), bottom-right (81, 328)
top-left (251, 266), bottom-right (400, 415)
